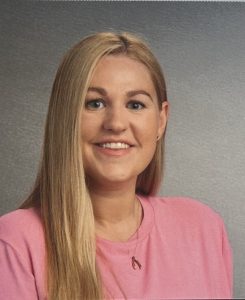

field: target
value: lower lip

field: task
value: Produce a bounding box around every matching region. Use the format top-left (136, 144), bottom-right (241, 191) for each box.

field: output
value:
top-left (94, 145), bottom-right (133, 157)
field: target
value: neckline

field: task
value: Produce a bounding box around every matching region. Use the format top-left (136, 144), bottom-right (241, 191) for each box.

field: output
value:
top-left (96, 195), bottom-right (155, 248)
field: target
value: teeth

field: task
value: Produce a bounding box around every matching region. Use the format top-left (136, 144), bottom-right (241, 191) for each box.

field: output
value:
top-left (100, 142), bottom-right (130, 149)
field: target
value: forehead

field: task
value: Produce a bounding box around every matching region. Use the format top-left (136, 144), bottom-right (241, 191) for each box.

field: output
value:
top-left (88, 55), bottom-right (156, 96)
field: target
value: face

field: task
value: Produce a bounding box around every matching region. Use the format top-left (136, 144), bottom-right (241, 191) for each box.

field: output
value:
top-left (81, 55), bottom-right (168, 190)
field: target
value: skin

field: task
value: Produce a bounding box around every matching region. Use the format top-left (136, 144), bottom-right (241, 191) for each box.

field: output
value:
top-left (81, 55), bottom-right (168, 241)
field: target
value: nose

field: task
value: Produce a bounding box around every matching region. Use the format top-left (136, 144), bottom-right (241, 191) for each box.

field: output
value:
top-left (103, 105), bottom-right (128, 133)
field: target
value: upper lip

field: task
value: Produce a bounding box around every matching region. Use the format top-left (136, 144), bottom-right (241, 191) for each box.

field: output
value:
top-left (94, 139), bottom-right (135, 147)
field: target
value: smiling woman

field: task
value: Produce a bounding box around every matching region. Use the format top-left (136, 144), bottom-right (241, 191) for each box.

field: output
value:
top-left (82, 55), bottom-right (167, 193)
top-left (0, 32), bottom-right (232, 300)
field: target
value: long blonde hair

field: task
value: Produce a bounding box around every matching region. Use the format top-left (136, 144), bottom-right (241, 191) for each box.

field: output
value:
top-left (20, 31), bottom-right (167, 299)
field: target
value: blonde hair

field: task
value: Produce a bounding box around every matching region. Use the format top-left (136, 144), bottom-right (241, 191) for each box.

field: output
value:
top-left (20, 31), bottom-right (167, 299)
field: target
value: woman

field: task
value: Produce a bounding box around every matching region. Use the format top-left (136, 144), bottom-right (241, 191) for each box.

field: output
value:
top-left (0, 32), bottom-right (232, 299)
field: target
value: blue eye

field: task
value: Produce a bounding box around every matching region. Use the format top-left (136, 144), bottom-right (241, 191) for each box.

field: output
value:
top-left (85, 99), bottom-right (105, 110)
top-left (127, 101), bottom-right (145, 110)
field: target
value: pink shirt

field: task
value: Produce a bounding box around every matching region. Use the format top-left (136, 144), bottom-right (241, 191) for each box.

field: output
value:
top-left (0, 196), bottom-right (233, 299)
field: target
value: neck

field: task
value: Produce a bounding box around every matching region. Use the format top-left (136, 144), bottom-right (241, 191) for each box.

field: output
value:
top-left (89, 182), bottom-right (143, 241)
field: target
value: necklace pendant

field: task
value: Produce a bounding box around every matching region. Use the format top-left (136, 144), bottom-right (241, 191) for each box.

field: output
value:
top-left (131, 256), bottom-right (142, 270)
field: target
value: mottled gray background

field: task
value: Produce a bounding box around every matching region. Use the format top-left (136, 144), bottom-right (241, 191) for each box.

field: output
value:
top-left (0, 1), bottom-right (244, 298)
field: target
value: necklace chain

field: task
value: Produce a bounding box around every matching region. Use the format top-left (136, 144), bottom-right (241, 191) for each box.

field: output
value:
top-left (131, 197), bottom-right (143, 270)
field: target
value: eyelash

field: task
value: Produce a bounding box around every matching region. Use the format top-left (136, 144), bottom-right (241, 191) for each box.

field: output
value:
top-left (85, 99), bottom-right (105, 110)
top-left (127, 101), bottom-right (146, 110)
top-left (85, 99), bottom-right (146, 110)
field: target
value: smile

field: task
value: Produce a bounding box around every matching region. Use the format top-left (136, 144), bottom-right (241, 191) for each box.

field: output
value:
top-left (97, 142), bottom-right (131, 149)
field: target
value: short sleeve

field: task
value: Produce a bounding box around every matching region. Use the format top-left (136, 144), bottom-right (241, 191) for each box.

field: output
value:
top-left (0, 239), bottom-right (38, 300)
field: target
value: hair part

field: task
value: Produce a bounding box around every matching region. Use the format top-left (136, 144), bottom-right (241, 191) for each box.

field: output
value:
top-left (20, 31), bottom-right (167, 299)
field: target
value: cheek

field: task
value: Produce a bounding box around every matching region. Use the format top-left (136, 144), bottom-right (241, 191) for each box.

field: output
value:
top-left (138, 125), bottom-right (158, 158)
top-left (144, 137), bottom-right (158, 160)
top-left (139, 117), bottom-right (159, 142)
top-left (139, 117), bottom-right (159, 155)
top-left (81, 114), bottom-right (99, 140)
top-left (80, 117), bottom-right (95, 162)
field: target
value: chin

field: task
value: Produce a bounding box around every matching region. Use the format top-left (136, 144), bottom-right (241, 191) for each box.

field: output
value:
top-left (102, 174), bottom-right (135, 184)
top-left (86, 171), bottom-right (138, 188)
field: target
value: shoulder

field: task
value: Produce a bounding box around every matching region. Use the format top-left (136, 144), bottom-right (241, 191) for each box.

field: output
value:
top-left (144, 195), bottom-right (220, 216)
top-left (143, 195), bottom-right (224, 231)
top-left (0, 207), bottom-right (43, 236)
top-left (0, 207), bottom-right (45, 256)
top-left (0, 208), bottom-right (46, 299)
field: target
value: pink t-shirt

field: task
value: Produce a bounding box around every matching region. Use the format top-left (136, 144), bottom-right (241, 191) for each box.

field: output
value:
top-left (0, 196), bottom-right (233, 299)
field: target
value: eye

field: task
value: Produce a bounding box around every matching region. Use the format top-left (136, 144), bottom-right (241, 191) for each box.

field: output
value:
top-left (127, 101), bottom-right (146, 110)
top-left (85, 99), bottom-right (105, 110)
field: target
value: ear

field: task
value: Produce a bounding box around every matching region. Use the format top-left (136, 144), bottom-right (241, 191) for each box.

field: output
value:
top-left (157, 101), bottom-right (169, 139)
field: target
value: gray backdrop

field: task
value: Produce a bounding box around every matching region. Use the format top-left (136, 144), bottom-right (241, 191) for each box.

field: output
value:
top-left (0, 1), bottom-right (244, 298)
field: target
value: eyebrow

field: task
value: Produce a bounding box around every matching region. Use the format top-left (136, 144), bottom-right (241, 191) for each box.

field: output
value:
top-left (87, 86), bottom-right (153, 101)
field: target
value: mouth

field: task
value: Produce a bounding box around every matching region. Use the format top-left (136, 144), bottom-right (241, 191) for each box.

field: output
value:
top-left (95, 142), bottom-right (132, 150)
